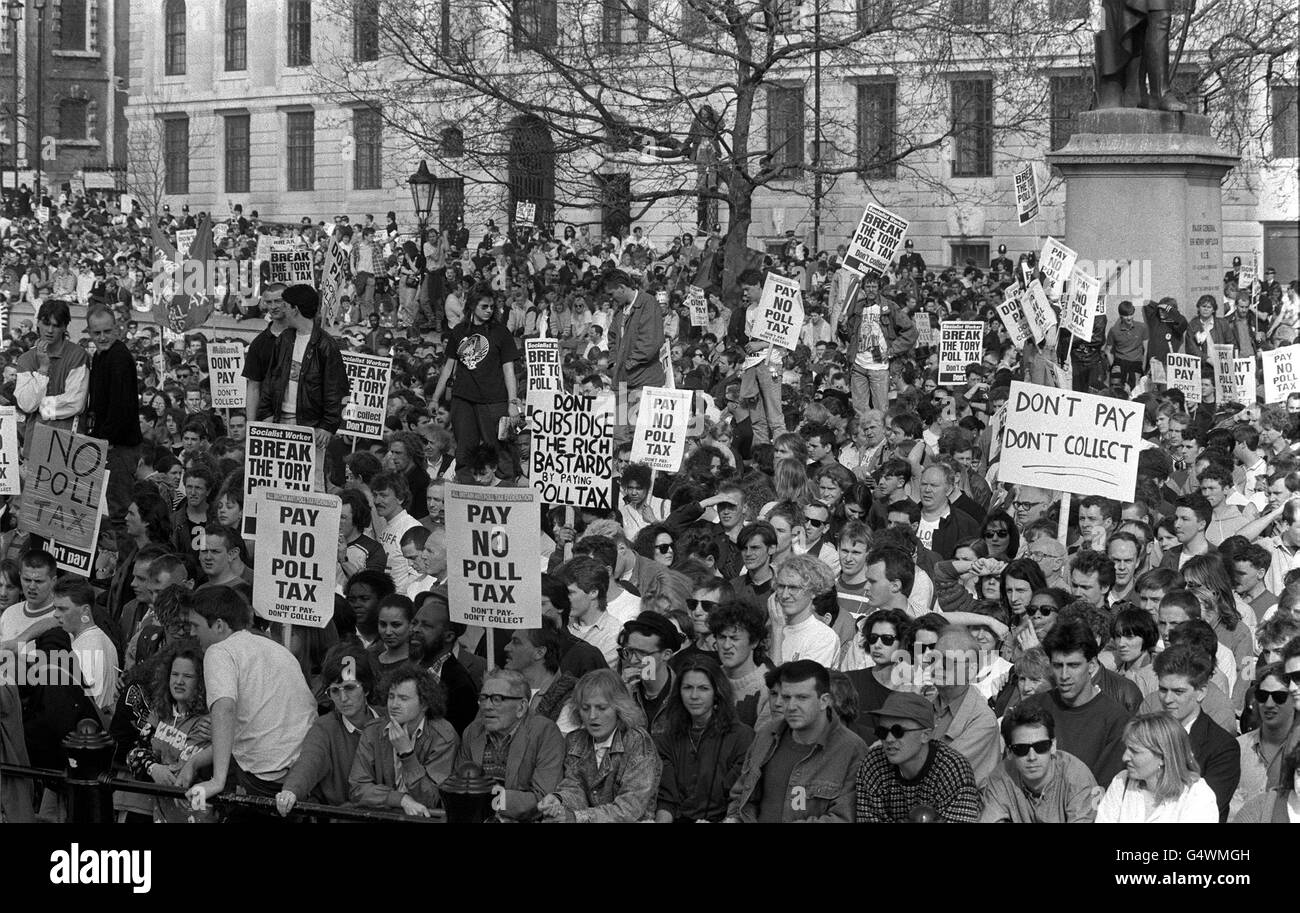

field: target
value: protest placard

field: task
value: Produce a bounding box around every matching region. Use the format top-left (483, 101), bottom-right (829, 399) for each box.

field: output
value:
top-left (268, 244), bottom-right (314, 285)
top-left (1038, 238), bottom-right (1078, 298)
top-left (1020, 280), bottom-right (1055, 344)
top-left (445, 483), bottom-right (542, 628)
top-left (212, 222), bottom-right (228, 245)
top-left (175, 228), bottom-right (197, 260)
top-left (1166, 352), bottom-right (1202, 405)
top-left (0, 406), bottom-right (18, 496)
top-left (938, 321), bottom-right (984, 385)
top-left (1233, 357), bottom-right (1257, 405)
top-left (1063, 267), bottom-right (1101, 338)
top-left (1014, 163), bottom-right (1040, 224)
top-left (529, 391), bottom-right (615, 509)
top-left (525, 338), bottom-right (564, 417)
top-left (686, 285), bottom-right (708, 327)
top-left (255, 234), bottom-right (274, 263)
top-left (35, 205), bottom-right (49, 224)
top-left (251, 490), bottom-right (340, 629)
top-left (18, 425), bottom-right (109, 574)
top-left (998, 381), bottom-right (1145, 501)
top-left (630, 386), bottom-right (692, 472)
top-left (752, 273), bottom-right (804, 349)
top-left (916, 316), bottom-right (935, 347)
top-left (242, 421), bottom-right (317, 536)
top-left (1211, 344), bottom-right (1236, 404)
top-left (996, 291), bottom-right (1032, 349)
top-left (659, 340), bottom-right (677, 389)
top-left (516, 201), bottom-right (537, 225)
top-left (206, 342), bottom-right (246, 409)
top-left (843, 203), bottom-right (909, 277)
top-left (70, 176), bottom-right (85, 197)
top-left (1262, 345), bottom-right (1300, 404)
top-left (319, 235), bottom-right (352, 325)
top-left (341, 352), bottom-right (392, 440)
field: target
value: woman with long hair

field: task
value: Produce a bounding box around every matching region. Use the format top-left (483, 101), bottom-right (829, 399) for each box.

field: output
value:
top-left (1000, 558), bottom-right (1046, 628)
top-left (431, 283), bottom-right (519, 485)
top-left (1106, 606), bottom-right (1160, 695)
top-left (537, 669), bottom-right (662, 822)
top-left (979, 510), bottom-right (1019, 560)
top-left (1180, 553), bottom-right (1256, 668)
top-left (1096, 712), bottom-right (1218, 822)
top-left (125, 644), bottom-right (216, 822)
top-left (762, 457), bottom-right (819, 516)
top-left (652, 657), bottom-right (754, 823)
top-left (395, 240), bottom-right (426, 326)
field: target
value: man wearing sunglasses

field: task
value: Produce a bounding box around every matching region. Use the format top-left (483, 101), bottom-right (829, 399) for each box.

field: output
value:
top-left (1232, 662), bottom-right (1298, 819)
top-left (854, 691), bottom-right (981, 823)
top-left (980, 702), bottom-right (1100, 823)
top-left (800, 502), bottom-right (840, 575)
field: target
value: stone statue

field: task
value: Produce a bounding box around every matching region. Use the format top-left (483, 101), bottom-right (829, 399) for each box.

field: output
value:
top-left (1095, 0), bottom-right (1187, 112)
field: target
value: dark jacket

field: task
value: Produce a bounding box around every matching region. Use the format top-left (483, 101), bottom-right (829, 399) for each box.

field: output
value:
top-left (348, 715), bottom-right (459, 810)
top-left (1187, 711), bottom-right (1241, 823)
top-left (282, 708), bottom-right (376, 807)
top-left (653, 717), bottom-right (755, 822)
top-left (454, 714), bottom-right (566, 821)
top-left (86, 339), bottom-right (142, 446)
top-left (929, 506), bottom-right (982, 561)
top-left (1093, 665), bottom-right (1143, 716)
top-left (611, 291), bottom-right (666, 390)
top-left (256, 324), bottom-right (350, 433)
top-left (1143, 300), bottom-right (1188, 365)
top-left (841, 288), bottom-right (918, 367)
top-left (728, 714), bottom-right (868, 822)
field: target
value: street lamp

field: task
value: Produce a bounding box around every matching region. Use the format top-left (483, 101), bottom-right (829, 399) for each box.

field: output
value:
top-left (5, 0), bottom-right (21, 208)
top-left (32, 0), bottom-right (45, 206)
top-left (407, 159), bottom-right (436, 325)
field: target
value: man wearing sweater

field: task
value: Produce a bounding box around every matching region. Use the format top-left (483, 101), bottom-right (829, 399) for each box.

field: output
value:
top-left (1018, 620), bottom-right (1132, 786)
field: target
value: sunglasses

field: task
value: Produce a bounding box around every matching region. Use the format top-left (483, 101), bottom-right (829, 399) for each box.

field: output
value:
top-left (654, 543), bottom-right (673, 554)
top-left (866, 633), bottom-right (897, 646)
top-left (875, 724), bottom-right (923, 741)
top-left (687, 598), bottom-right (718, 612)
top-left (1025, 606), bottom-right (1056, 618)
top-left (804, 516), bottom-right (827, 528)
top-left (1282, 670), bottom-right (1300, 686)
top-left (984, 529), bottom-right (1008, 538)
top-left (1255, 688), bottom-right (1291, 705)
top-left (1008, 740), bottom-right (1052, 758)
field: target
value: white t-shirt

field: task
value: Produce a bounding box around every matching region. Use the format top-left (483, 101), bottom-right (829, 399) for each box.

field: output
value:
top-left (917, 516), bottom-right (940, 551)
top-left (605, 589), bottom-right (642, 627)
top-left (0, 600), bottom-right (54, 645)
top-left (776, 614), bottom-right (840, 666)
top-left (203, 630), bottom-right (316, 776)
top-left (72, 626), bottom-right (120, 711)
top-left (280, 331), bottom-right (312, 420)
top-left (375, 510), bottom-right (421, 591)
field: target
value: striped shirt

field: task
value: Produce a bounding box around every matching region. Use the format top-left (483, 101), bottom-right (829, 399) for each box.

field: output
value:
top-left (854, 741), bottom-right (982, 823)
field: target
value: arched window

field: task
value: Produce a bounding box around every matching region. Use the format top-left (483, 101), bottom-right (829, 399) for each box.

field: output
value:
top-left (440, 126), bottom-right (464, 158)
top-left (508, 116), bottom-right (555, 228)
top-left (164, 0), bottom-right (186, 76)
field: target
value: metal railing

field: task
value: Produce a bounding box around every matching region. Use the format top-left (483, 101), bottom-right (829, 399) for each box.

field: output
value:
top-left (0, 762), bottom-right (444, 824)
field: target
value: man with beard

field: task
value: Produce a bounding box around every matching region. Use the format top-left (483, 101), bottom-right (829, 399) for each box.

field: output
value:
top-left (409, 587), bottom-right (478, 733)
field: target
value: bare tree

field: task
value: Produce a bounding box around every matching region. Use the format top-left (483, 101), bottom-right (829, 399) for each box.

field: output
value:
top-left (123, 91), bottom-right (213, 218)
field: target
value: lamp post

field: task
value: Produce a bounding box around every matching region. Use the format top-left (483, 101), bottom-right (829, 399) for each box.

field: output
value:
top-left (6, 1), bottom-right (21, 208)
top-left (32, 0), bottom-right (44, 205)
top-left (407, 159), bottom-right (436, 325)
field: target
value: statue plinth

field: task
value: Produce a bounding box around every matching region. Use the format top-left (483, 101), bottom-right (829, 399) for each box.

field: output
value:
top-left (1046, 109), bottom-right (1239, 318)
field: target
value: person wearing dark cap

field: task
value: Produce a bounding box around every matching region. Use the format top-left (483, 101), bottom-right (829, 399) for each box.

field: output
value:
top-left (990, 244), bottom-right (1013, 277)
top-left (618, 611), bottom-right (683, 730)
top-left (255, 283), bottom-right (350, 490)
top-left (853, 690), bottom-right (982, 823)
top-left (1106, 299), bottom-right (1148, 389)
top-left (898, 239), bottom-right (925, 277)
top-left (1223, 255), bottom-right (1242, 288)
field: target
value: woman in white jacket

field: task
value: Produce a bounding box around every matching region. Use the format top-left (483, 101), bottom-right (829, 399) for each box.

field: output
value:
top-left (1096, 712), bottom-right (1219, 823)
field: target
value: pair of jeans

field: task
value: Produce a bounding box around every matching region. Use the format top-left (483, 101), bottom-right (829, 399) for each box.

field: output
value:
top-left (850, 366), bottom-right (890, 417)
top-left (1115, 358), bottom-right (1142, 389)
top-left (740, 361), bottom-right (786, 446)
top-left (104, 444), bottom-right (140, 533)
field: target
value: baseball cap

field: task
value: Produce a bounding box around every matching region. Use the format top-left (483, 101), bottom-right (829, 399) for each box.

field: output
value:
top-left (869, 692), bottom-right (936, 729)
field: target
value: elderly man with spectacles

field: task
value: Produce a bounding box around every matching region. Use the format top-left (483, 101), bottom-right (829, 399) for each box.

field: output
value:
top-left (453, 669), bottom-right (565, 822)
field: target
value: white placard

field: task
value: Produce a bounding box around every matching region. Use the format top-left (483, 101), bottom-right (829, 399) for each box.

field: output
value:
top-left (175, 228), bottom-right (197, 260)
top-left (1166, 352), bottom-right (1203, 405)
top-left (268, 243), bottom-right (314, 285)
top-left (525, 338), bottom-right (564, 417)
top-left (0, 405), bottom-right (19, 496)
top-left (686, 285), bottom-right (708, 328)
top-left (1063, 267), bottom-right (1101, 339)
top-left (1262, 345), bottom-right (1300, 404)
top-left (1211, 344), bottom-right (1235, 405)
top-left (938, 321), bottom-right (984, 386)
top-left (341, 352), bottom-right (392, 440)
top-left (242, 421), bottom-right (317, 536)
top-left (1020, 280), bottom-right (1056, 345)
top-left (251, 490), bottom-right (340, 629)
top-left (843, 203), bottom-right (909, 277)
top-left (996, 290), bottom-right (1032, 349)
top-left (516, 201), bottom-right (537, 225)
top-left (445, 483), bottom-right (542, 628)
top-left (1014, 162), bottom-right (1040, 225)
top-left (630, 386), bottom-right (693, 472)
top-left (752, 273), bottom-right (804, 349)
top-left (1038, 238), bottom-right (1078, 298)
top-left (206, 342), bottom-right (246, 409)
top-left (1232, 357), bottom-right (1257, 405)
top-left (529, 391), bottom-right (615, 509)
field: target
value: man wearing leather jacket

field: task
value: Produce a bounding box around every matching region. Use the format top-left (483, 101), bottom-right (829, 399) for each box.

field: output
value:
top-left (840, 281), bottom-right (916, 416)
top-left (255, 283), bottom-right (350, 490)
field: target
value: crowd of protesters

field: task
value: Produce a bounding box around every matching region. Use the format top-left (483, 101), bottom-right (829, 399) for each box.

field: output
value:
top-left (1, 181), bottom-right (1300, 824)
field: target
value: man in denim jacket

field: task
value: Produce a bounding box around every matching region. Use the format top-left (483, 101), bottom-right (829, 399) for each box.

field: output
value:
top-left (726, 661), bottom-right (867, 822)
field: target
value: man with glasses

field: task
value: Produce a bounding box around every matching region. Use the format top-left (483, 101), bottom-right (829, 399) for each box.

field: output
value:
top-left (618, 612), bottom-right (683, 730)
top-left (1232, 662), bottom-right (1300, 818)
top-left (1010, 485), bottom-right (1052, 533)
top-left (768, 556), bottom-right (840, 667)
top-left (800, 501), bottom-right (840, 575)
top-left (854, 691), bottom-right (981, 823)
top-left (1023, 529), bottom-right (1067, 588)
top-left (980, 702), bottom-right (1099, 823)
top-left (1283, 637), bottom-right (1300, 705)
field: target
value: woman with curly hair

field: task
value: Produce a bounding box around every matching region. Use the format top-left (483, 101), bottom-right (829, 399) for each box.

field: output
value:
top-left (125, 644), bottom-right (216, 822)
top-left (633, 523), bottom-right (676, 569)
top-left (349, 662), bottom-right (458, 817)
top-left (537, 669), bottom-right (662, 822)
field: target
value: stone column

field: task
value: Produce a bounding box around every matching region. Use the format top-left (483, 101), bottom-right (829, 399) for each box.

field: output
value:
top-left (1046, 110), bottom-right (1239, 317)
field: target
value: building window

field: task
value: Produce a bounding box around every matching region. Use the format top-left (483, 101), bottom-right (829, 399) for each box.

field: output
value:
top-left (353, 107), bottom-right (382, 190)
top-left (597, 173), bottom-right (631, 239)
top-left (1049, 0), bottom-right (1088, 18)
top-left (439, 0), bottom-right (452, 55)
top-left (354, 0), bottom-right (379, 61)
top-left (224, 114), bottom-right (250, 194)
top-left (1049, 74), bottom-right (1092, 151)
top-left (287, 110), bottom-right (315, 191)
top-left (857, 81), bottom-right (897, 179)
top-left (951, 0), bottom-right (989, 25)
top-left (164, 0), bottom-right (186, 76)
top-left (1274, 85), bottom-right (1298, 158)
top-left (857, 0), bottom-right (894, 30)
top-left (164, 116), bottom-right (189, 195)
top-left (57, 0), bottom-right (87, 51)
top-left (287, 0), bottom-right (312, 68)
top-left (225, 0), bottom-right (247, 71)
top-left (57, 98), bottom-right (89, 140)
top-left (950, 241), bottom-right (990, 268)
top-left (1, 17), bottom-right (14, 55)
top-left (512, 0), bottom-right (557, 50)
top-left (602, 0), bottom-right (649, 48)
top-left (951, 77), bottom-right (993, 177)
top-left (441, 126), bottom-right (464, 158)
top-left (766, 86), bottom-right (804, 173)
top-left (436, 177), bottom-right (464, 231)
